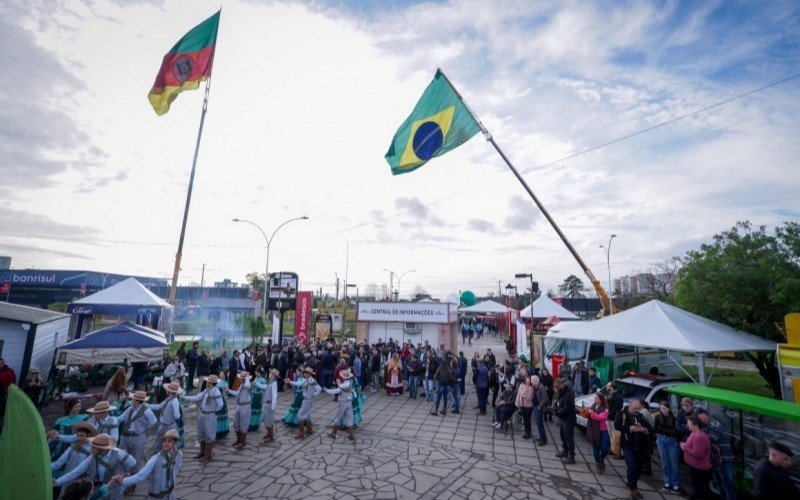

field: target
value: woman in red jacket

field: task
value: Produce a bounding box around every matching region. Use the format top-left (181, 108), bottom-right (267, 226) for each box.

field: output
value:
top-left (680, 415), bottom-right (713, 499)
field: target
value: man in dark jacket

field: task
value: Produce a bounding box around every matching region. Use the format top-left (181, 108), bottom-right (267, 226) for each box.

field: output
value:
top-left (228, 351), bottom-right (239, 382)
top-left (458, 352), bottom-right (468, 396)
top-left (606, 382), bottom-right (624, 459)
top-left (185, 342), bottom-right (199, 389)
top-left (474, 360), bottom-right (489, 415)
top-left (615, 399), bottom-right (654, 497)
top-left (554, 379), bottom-right (577, 464)
top-left (320, 349), bottom-right (335, 389)
top-left (754, 441), bottom-right (799, 500)
top-left (406, 356), bottom-right (421, 399)
top-left (532, 375), bottom-right (549, 446)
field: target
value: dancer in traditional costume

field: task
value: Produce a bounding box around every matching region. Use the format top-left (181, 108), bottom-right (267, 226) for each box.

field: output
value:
top-left (53, 433), bottom-right (136, 500)
top-left (325, 369), bottom-right (355, 440)
top-left (51, 421), bottom-right (96, 485)
top-left (116, 429), bottom-right (183, 500)
top-left (214, 372), bottom-right (230, 440)
top-left (284, 366), bottom-right (321, 439)
top-left (255, 368), bottom-right (279, 443)
top-left (49, 401), bottom-right (120, 445)
top-left (116, 391), bottom-right (157, 495)
top-left (281, 369), bottom-right (305, 426)
top-left (385, 354), bottom-right (403, 396)
top-left (49, 399), bottom-right (89, 461)
top-left (349, 376), bottom-right (367, 429)
top-left (248, 368), bottom-right (266, 432)
top-left (226, 371), bottom-right (253, 449)
top-left (149, 382), bottom-right (185, 451)
top-left (181, 374), bottom-right (223, 462)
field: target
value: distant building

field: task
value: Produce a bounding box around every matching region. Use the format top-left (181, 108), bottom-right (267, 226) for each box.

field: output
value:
top-left (213, 279), bottom-right (238, 288)
top-left (615, 272), bottom-right (676, 298)
top-left (554, 297), bottom-right (602, 319)
top-left (0, 256), bottom-right (10, 270)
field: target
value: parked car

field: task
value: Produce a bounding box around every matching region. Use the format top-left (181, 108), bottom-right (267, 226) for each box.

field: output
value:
top-left (574, 372), bottom-right (690, 429)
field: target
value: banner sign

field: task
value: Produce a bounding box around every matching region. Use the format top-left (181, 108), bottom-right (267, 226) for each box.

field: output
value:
top-left (56, 347), bottom-right (168, 365)
top-left (0, 270), bottom-right (166, 289)
top-left (267, 272), bottom-right (298, 312)
top-left (295, 291), bottom-right (312, 345)
top-left (271, 311), bottom-right (280, 345)
top-left (356, 302), bottom-right (452, 324)
top-left (516, 318), bottom-right (528, 359)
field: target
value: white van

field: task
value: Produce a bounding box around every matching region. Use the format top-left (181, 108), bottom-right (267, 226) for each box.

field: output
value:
top-left (540, 337), bottom-right (679, 382)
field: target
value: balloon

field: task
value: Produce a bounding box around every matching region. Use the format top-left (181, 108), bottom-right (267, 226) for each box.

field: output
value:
top-left (460, 290), bottom-right (477, 307)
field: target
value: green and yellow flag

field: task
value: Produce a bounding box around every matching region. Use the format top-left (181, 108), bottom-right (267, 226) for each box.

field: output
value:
top-left (385, 70), bottom-right (482, 175)
top-left (148, 11), bottom-right (220, 116)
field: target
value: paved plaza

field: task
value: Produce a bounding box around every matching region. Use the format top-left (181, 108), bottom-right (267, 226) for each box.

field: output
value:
top-left (44, 336), bottom-right (673, 499)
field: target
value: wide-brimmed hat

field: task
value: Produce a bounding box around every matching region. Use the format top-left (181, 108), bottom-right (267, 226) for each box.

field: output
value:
top-left (237, 371), bottom-right (252, 380)
top-left (339, 369), bottom-right (354, 380)
top-left (203, 375), bottom-right (219, 384)
top-left (73, 421), bottom-right (98, 436)
top-left (89, 433), bottom-right (117, 450)
top-left (269, 368), bottom-right (280, 378)
top-left (159, 429), bottom-right (182, 442)
top-left (163, 382), bottom-right (182, 394)
top-left (131, 391), bottom-right (148, 402)
top-left (86, 401), bottom-right (112, 414)
top-left (302, 366), bottom-right (315, 374)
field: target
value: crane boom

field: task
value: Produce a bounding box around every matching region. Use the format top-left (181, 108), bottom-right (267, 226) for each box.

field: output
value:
top-left (487, 137), bottom-right (614, 315)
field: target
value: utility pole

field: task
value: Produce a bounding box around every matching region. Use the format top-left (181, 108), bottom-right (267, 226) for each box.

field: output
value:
top-left (335, 273), bottom-right (340, 303)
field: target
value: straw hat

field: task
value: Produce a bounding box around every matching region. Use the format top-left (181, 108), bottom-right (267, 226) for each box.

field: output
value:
top-left (269, 368), bottom-right (280, 378)
top-left (131, 391), bottom-right (148, 402)
top-left (89, 433), bottom-right (117, 450)
top-left (237, 371), bottom-right (252, 380)
top-left (159, 429), bottom-right (182, 442)
top-left (163, 382), bottom-right (182, 394)
top-left (73, 421), bottom-right (98, 436)
top-left (339, 369), bottom-right (354, 380)
top-left (203, 375), bottom-right (219, 384)
top-left (86, 401), bottom-right (112, 414)
top-left (302, 366), bottom-right (315, 374)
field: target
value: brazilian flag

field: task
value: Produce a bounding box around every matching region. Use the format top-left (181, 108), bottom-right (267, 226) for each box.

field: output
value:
top-left (385, 70), bottom-right (482, 175)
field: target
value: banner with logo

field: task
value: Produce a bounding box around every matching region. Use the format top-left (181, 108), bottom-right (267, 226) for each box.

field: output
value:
top-left (271, 311), bottom-right (280, 345)
top-left (516, 318), bottom-right (528, 359)
top-left (295, 291), bottom-right (312, 345)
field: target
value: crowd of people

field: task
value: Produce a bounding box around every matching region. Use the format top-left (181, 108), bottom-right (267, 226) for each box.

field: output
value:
top-left (2, 332), bottom-right (794, 500)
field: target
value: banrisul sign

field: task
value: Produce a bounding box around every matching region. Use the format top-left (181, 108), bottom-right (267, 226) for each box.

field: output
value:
top-left (0, 270), bottom-right (167, 289)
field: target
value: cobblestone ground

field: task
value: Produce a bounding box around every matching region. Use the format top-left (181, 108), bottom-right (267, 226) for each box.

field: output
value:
top-left (43, 335), bottom-right (673, 499)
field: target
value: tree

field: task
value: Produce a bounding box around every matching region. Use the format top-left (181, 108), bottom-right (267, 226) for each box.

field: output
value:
top-left (48, 302), bottom-right (68, 313)
top-left (245, 272), bottom-right (266, 291)
top-left (364, 283), bottom-right (379, 299)
top-left (379, 284), bottom-right (390, 300)
top-left (559, 275), bottom-right (587, 298)
top-left (673, 221), bottom-right (800, 398)
top-left (235, 313), bottom-right (267, 345)
top-left (411, 286), bottom-right (428, 300)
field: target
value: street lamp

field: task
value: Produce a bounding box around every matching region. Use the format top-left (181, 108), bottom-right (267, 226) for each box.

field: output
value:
top-left (514, 273), bottom-right (538, 314)
top-left (382, 269), bottom-right (395, 301)
top-left (396, 269), bottom-right (416, 301)
top-left (599, 233), bottom-right (617, 315)
top-left (232, 215), bottom-right (309, 316)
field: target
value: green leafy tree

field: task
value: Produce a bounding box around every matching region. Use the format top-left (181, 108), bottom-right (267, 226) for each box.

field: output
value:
top-left (245, 272), bottom-right (266, 291)
top-left (235, 313), bottom-right (267, 345)
top-left (673, 221), bottom-right (800, 398)
top-left (48, 302), bottom-right (68, 313)
top-left (559, 274), bottom-right (587, 298)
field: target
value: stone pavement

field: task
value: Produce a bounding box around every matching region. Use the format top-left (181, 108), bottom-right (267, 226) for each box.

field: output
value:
top-left (43, 334), bottom-right (673, 499)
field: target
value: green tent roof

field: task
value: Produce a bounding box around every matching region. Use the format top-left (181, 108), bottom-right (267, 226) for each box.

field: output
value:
top-left (666, 383), bottom-right (800, 423)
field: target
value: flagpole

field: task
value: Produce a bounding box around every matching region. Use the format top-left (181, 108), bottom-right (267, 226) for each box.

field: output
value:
top-left (437, 68), bottom-right (610, 313)
top-left (168, 78), bottom-right (211, 305)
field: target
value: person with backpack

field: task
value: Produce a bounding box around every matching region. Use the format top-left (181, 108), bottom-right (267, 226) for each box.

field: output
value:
top-left (554, 379), bottom-right (577, 464)
top-left (615, 399), bottom-right (654, 499)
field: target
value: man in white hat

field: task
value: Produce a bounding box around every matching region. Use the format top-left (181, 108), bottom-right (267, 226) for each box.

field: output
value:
top-left (149, 382), bottom-right (184, 451)
top-left (324, 368), bottom-right (356, 440)
top-left (284, 366), bottom-right (321, 439)
top-left (255, 368), bottom-right (280, 443)
top-left (49, 400), bottom-right (120, 444)
top-left (53, 433), bottom-right (136, 500)
top-left (114, 429), bottom-right (183, 500)
top-left (51, 421), bottom-right (97, 481)
top-left (116, 391), bottom-right (157, 494)
top-left (226, 371), bottom-right (253, 449)
top-left (181, 374), bottom-right (223, 462)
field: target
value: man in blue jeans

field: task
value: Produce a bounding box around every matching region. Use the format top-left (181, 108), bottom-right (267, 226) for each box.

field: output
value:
top-left (407, 355), bottom-right (420, 399)
top-left (698, 409), bottom-right (736, 500)
top-left (449, 359), bottom-right (461, 414)
top-left (474, 359), bottom-right (489, 415)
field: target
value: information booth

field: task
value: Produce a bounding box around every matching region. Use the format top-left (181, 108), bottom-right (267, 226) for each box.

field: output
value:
top-left (356, 302), bottom-right (458, 352)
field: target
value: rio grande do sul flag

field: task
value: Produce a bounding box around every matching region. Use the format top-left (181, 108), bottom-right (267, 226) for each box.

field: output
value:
top-left (148, 10), bottom-right (220, 116)
top-left (385, 69), bottom-right (481, 175)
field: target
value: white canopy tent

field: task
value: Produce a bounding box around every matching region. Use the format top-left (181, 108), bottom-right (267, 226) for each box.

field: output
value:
top-left (520, 296), bottom-right (579, 320)
top-left (547, 300), bottom-right (777, 384)
top-left (459, 300), bottom-right (512, 314)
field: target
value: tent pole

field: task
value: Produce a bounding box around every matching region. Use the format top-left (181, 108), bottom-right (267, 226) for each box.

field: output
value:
top-left (706, 355), bottom-right (721, 384)
top-left (667, 351), bottom-right (698, 383)
top-left (697, 353), bottom-right (707, 385)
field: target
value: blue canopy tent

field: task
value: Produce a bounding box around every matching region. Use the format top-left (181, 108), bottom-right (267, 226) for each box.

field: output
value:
top-left (56, 322), bottom-right (169, 365)
top-left (67, 277), bottom-right (173, 338)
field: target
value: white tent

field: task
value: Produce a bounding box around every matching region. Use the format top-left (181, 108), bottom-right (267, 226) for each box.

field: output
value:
top-left (520, 296), bottom-right (579, 320)
top-left (459, 300), bottom-right (511, 314)
top-left (71, 277), bottom-right (170, 308)
top-left (547, 300), bottom-right (776, 384)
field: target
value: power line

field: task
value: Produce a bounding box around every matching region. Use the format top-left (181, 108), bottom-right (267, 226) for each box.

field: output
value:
top-left (329, 72), bottom-right (800, 236)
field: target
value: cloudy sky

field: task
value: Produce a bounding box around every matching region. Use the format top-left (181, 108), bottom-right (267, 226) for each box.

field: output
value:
top-left (2, 0), bottom-right (799, 300)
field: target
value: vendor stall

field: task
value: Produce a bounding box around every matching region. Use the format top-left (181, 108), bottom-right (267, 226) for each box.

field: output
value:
top-left (56, 322), bottom-right (169, 365)
top-left (67, 277), bottom-right (174, 338)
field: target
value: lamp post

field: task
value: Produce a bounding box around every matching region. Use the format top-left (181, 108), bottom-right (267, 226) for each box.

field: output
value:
top-left (599, 233), bottom-right (617, 315)
top-left (382, 269), bottom-right (395, 301)
top-left (232, 216), bottom-right (309, 316)
top-left (396, 269), bottom-right (416, 301)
